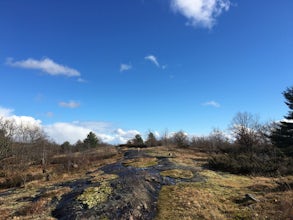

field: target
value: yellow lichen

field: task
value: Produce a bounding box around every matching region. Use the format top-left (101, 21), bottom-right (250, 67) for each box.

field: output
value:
top-left (77, 182), bottom-right (112, 209)
top-left (160, 169), bottom-right (194, 179)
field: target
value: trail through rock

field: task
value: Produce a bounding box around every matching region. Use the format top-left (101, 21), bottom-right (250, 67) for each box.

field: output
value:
top-left (52, 148), bottom-right (203, 220)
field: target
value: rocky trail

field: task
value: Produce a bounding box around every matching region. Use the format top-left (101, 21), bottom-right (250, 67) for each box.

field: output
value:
top-left (52, 149), bottom-right (204, 220)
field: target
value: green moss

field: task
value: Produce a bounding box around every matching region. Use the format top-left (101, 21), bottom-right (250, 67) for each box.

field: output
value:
top-left (77, 182), bottom-right (112, 209)
top-left (160, 169), bottom-right (194, 179)
top-left (122, 157), bottom-right (158, 168)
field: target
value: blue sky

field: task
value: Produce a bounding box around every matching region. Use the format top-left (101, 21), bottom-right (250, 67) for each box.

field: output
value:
top-left (0, 0), bottom-right (292, 144)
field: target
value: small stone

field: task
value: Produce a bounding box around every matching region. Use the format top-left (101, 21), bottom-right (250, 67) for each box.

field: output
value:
top-left (142, 202), bottom-right (148, 210)
top-left (245, 194), bottom-right (260, 202)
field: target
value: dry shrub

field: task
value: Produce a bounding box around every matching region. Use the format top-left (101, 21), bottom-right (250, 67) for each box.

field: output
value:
top-left (19, 199), bottom-right (47, 216)
top-left (208, 145), bottom-right (287, 176)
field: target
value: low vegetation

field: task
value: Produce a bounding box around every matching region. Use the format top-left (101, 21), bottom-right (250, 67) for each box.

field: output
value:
top-left (0, 85), bottom-right (293, 219)
top-left (123, 157), bottom-right (158, 168)
top-left (160, 169), bottom-right (194, 179)
top-left (156, 169), bottom-right (293, 220)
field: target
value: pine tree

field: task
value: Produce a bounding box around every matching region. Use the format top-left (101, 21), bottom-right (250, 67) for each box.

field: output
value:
top-left (145, 132), bottom-right (157, 147)
top-left (83, 132), bottom-right (100, 148)
top-left (133, 134), bottom-right (144, 147)
top-left (270, 86), bottom-right (293, 156)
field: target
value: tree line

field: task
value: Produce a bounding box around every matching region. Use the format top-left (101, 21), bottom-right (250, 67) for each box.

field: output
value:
top-left (0, 85), bottom-right (293, 187)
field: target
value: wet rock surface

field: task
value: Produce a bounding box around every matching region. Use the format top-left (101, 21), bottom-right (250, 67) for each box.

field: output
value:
top-left (52, 149), bottom-right (202, 220)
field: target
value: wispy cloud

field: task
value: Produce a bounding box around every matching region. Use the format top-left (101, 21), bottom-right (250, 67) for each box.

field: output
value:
top-left (145, 55), bottom-right (160, 67)
top-left (7, 57), bottom-right (80, 77)
top-left (171, 0), bottom-right (231, 29)
top-left (59, 101), bottom-right (80, 108)
top-left (120, 63), bottom-right (132, 72)
top-left (77, 78), bottom-right (87, 83)
top-left (202, 100), bottom-right (221, 108)
top-left (46, 112), bottom-right (54, 118)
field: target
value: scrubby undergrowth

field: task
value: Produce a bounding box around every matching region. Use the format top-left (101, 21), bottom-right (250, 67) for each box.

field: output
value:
top-left (0, 146), bottom-right (292, 219)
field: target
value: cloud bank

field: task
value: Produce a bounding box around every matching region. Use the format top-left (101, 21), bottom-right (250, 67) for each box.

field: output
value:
top-left (44, 122), bottom-right (140, 144)
top-left (171, 0), bottom-right (231, 29)
top-left (0, 106), bottom-right (42, 131)
top-left (7, 57), bottom-right (80, 77)
top-left (0, 106), bottom-right (139, 145)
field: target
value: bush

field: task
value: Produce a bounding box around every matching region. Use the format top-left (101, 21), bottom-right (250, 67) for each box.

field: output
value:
top-left (208, 145), bottom-right (289, 176)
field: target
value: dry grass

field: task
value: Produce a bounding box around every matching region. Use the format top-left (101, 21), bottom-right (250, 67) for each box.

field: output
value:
top-left (0, 146), bottom-right (120, 219)
top-left (89, 170), bottom-right (119, 183)
top-left (122, 157), bottom-right (158, 168)
top-left (156, 169), bottom-right (293, 220)
top-left (0, 185), bottom-right (71, 220)
top-left (1, 146), bottom-right (293, 219)
top-left (161, 169), bottom-right (194, 179)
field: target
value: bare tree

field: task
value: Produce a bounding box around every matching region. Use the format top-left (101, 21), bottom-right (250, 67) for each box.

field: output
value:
top-left (0, 129), bottom-right (11, 160)
top-left (230, 112), bottom-right (262, 148)
top-left (0, 117), bottom-right (16, 159)
top-left (172, 131), bottom-right (189, 148)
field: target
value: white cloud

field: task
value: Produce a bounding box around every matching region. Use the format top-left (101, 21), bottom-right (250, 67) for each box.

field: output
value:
top-left (59, 101), bottom-right (80, 108)
top-left (120, 63), bottom-right (132, 72)
top-left (0, 107), bottom-right (42, 129)
top-left (0, 106), bottom-right (14, 117)
top-left (8, 115), bottom-right (42, 129)
top-left (0, 105), bottom-right (141, 145)
top-left (145, 55), bottom-right (160, 67)
top-left (202, 100), bottom-right (220, 108)
top-left (115, 128), bottom-right (140, 143)
top-left (171, 0), bottom-right (231, 29)
top-left (7, 57), bottom-right (80, 77)
top-left (44, 122), bottom-right (91, 144)
top-left (44, 122), bottom-right (140, 144)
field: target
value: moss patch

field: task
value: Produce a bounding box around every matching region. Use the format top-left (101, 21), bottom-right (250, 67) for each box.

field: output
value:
top-left (122, 157), bottom-right (158, 168)
top-left (160, 169), bottom-right (194, 179)
top-left (77, 182), bottom-right (112, 209)
top-left (90, 170), bottom-right (118, 183)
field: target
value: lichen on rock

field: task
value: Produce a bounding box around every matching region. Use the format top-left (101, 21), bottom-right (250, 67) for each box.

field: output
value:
top-left (77, 182), bottom-right (112, 209)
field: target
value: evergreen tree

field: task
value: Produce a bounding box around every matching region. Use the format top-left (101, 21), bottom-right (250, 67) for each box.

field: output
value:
top-left (145, 132), bottom-right (157, 147)
top-left (83, 132), bottom-right (100, 148)
top-left (128, 134), bottom-right (144, 147)
top-left (270, 86), bottom-right (293, 156)
top-left (60, 141), bottom-right (71, 153)
top-left (134, 134), bottom-right (144, 146)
